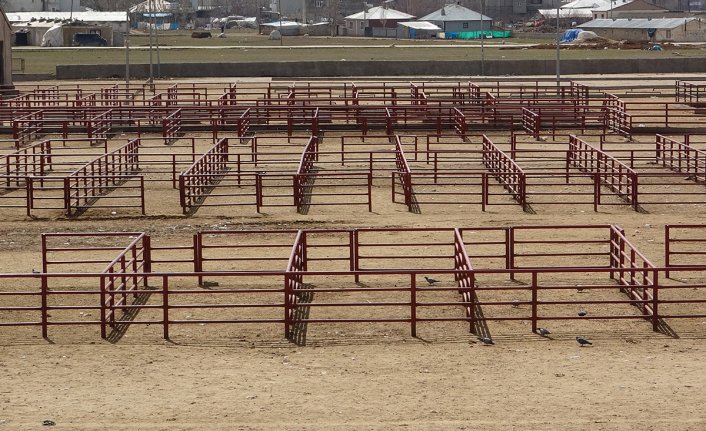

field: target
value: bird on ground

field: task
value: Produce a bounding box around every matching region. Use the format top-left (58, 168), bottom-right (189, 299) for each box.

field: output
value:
top-left (424, 276), bottom-right (439, 285)
top-left (32, 268), bottom-right (40, 274)
top-left (479, 336), bottom-right (494, 345)
top-left (538, 328), bottom-right (551, 337)
top-left (578, 309), bottom-right (588, 317)
top-left (511, 299), bottom-right (521, 308)
top-left (576, 336), bottom-right (593, 346)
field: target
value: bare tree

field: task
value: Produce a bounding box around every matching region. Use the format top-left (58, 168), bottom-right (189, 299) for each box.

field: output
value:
top-left (322, 0), bottom-right (341, 35)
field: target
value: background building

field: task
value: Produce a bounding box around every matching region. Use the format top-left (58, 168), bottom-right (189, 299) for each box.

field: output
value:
top-left (343, 5), bottom-right (414, 36)
top-left (4, 0), bottom-right (81, 13)
top-left (578, 17), bottom-right (704, 41)
top-left (419, 3), bottom-right (492, 32)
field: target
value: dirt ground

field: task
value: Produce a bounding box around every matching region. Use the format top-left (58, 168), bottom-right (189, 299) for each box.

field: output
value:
top-left (1, 77), bottom-right (705, 430)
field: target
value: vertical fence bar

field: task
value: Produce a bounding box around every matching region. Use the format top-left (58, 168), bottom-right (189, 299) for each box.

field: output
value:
top-left (531, 271), bottom-right (538, 333)
top-left (162, 275), bottom-right (169, 340)
top-left (410, 273), bottom-right (417, 338)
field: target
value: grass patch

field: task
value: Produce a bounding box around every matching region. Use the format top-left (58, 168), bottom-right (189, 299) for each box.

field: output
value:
top-left (12, 30), bottom-right (706, 75)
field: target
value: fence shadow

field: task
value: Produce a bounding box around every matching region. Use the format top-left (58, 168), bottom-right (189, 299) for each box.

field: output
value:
top-left (297, 167), bottom-right (320, 215)
top-left (106, 289), bottom-right (155, 343)
top-left (288, 284), bottom-right (314, 346)
top-left (184, 167), bottom-right (231, 216)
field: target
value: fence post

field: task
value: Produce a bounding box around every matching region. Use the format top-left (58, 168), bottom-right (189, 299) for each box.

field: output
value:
top-left (353, 229), bottom-right (360, 283)
top-left (410, 273), bottom-right (417, 338)
top-left (652, 269), bottom-right (659, 332)
top-left (40, 274), bottom-right (48, 339)
top-left (140, 176), bottom-right (146, 215)
top-left (99, 274), bottom-right (107, 339)
top-left (481, 173), bottom-right (487, 212)
top-left (507, 227), bottom-right (515, 281)
top-left (26, 178), bottom-right (33, 217)
top-left (630, 173), bottom-right (639, 211)
top-left (284, 273), bottom-right (292, 339)
top-left (468, 272), bottom-right (476, 333)
top-left (162, 275), bottom-right (169, 340)
top-left (255, 173), bottom-right (262, 213)
top-left (194, 233), bottom-right (203, 287)
top-left (143, 235), bottom-right (152, 287)
top-left (593, 172), bottom-right (600, 212)
top-left (531, 271), bottom-right (538, 333)
top-left (367, 173), bottom-right (373, 212)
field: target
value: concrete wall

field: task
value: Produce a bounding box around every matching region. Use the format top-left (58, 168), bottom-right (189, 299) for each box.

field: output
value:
top-left (56, 58), bottom-right (706, 80)
top-left (0, 17), bottom-right (11, 85)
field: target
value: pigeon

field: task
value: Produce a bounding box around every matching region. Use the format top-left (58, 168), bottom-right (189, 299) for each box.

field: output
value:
top-left (424, 276), bottom-right (439, 285)
top-left (479, 336), bottom-right (494, 345)
top-left (538, 328), bottom-right (551, 337)
top-left (576, 336), bottom-right (592, 346)
top-left (32, 268), bottom-right (40, 274)
top-left (578, 309), bottom-right (588, 317)
top-left (511, 299), bottom-right (521, 308)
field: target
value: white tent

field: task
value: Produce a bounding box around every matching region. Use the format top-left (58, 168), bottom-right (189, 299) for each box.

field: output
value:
top-left (41, 24), bottom-right (63, 47)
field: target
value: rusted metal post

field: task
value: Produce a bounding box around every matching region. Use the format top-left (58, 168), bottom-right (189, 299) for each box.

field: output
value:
top-left (531, 271), bottom-right (538, 333)
top-left (664, 226), bottom-right (671, 278)
top-left (410, 273), bottom-right (417, 338)
top-left (40, 274), bottom-right (48, 339)
top-left (162, 275), bottom-right (169, 340)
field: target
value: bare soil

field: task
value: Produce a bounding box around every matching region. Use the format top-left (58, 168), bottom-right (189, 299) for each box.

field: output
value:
top-left (0, 78), bottom-right (705, 430)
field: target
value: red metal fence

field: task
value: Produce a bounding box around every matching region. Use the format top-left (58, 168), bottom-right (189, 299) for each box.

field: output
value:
top-left (568, 134), bottom-right (638, 209)
top-left (482, 135), bottom-right (527, 210)
top-left (1, 225), bottom-right (705, 342)
top-left (64, 139), bottom-right (144, 216)
top-left (655, 134), bottom-right (706, 183)
top-left (675, 80), bottom-right (706, 104)
top-left (179, 138), bottom-right (228, 214)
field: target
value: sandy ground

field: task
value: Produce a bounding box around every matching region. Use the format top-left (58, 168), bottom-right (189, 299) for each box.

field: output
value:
top-left (1, 338), bottom-right (705, 430)
top-left (1, 77), bottom-right (706, 430)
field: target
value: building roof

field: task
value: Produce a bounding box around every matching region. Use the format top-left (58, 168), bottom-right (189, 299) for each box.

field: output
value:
top-left (578, 17), bottom-right (697, 28)
top-left (7, 11), bottom-right (127, 23)
top-left (592, 0), bottom-right (634, 12)
top-left (540, 0), bottom-right (612, 18)
top-left (345, 6), bottom-right (415, 20)
top-left (398, 21), bottom-right (442, 31)
top-left (592, 0), bottom-right (666, 12)
top-left (130, 0), bottom-right (178, 13)
top-left (419, 4), bottom-right (492, 22)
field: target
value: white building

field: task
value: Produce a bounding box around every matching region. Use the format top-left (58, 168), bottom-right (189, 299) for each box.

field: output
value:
top-left (8, 11), bottom-right (128, 45)
top-left (5, 0), bottom-right (82, 13)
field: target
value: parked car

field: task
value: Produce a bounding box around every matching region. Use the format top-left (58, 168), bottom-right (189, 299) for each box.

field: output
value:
top-left (73, 33), bottom-right (108, 47)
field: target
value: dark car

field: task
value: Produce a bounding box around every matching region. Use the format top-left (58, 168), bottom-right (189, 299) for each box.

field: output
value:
top-left (73, 33), bottom-right (108, 47)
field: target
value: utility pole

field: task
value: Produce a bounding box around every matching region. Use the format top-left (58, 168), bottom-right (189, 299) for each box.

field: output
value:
top-left (125, 6), bottom-right (130, 90)
top-left (480, 0), bottom-right (485, 76)
top-left (148, 0), bottom-right (154, 86)
top-left (556, 0), bottom-right (561, 94)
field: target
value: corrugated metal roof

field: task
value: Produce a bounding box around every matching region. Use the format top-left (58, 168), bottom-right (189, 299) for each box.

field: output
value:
top-left (540, 0), bottom-right (610, 18)
top-left (593, 0), bottom-right (666, 11)
top-left (8, 12), bottom-right (127, 23)
top-left (345, 6), bottom-right (414, 20)
top-left (420, 4), bottom-right (492, 22)
top-left (592, 0), bottom-right (635, 12)
top-left (539, 8), bottom-right (595, 18)
top-left (579, 17), bottom-right (696, 29)
top-left (398, 21), bottom-right (442, 31)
